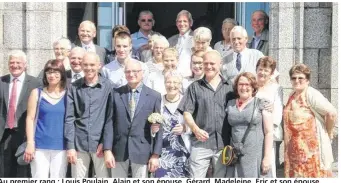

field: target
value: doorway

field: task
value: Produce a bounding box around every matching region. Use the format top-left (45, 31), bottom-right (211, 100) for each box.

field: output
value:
top-left (125, 2), bottom-right (235, 46)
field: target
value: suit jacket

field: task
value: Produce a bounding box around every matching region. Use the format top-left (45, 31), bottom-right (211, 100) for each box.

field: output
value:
top-left (0, 74), bottom-right (40, 141)
top-left (72, 43), bottom-right (110, 65)
top-left (103, 84), bottom-right (163, 165)
top-left (168, 30), bottom-right (194, 47)
top-left (248, 29), bottom-right (269, 56)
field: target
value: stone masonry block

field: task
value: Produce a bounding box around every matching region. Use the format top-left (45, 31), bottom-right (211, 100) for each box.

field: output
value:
top-left (304, 9), bottom-right (332, 48)
top-left (4, 2), bottom-right (23, 10)
top-left (303, 49), bottom-right (319, 88)
top-left (3, 11), bottom-right (24, 49)
top-left (26, 49), bottom-right (54, 76)
top-left (318, 48), bottom-right (332, 88)
top-left (26, 12), bottom-right (53, 49)
top-left (304, 2), bottom-right (319, 8)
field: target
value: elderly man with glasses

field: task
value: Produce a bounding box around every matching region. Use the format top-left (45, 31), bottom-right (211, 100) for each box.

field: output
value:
top-left (131, 10), bottom-right (156, 53)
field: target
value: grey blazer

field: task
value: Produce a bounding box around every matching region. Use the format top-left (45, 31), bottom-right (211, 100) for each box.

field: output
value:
top-left (248, 29), bottom-right (269, 56)
top-left (103, 84), bottom-right (163, 165)
top-left (0, 74), bottom-right (40, 140)
top-left (168, 30), bottom-right (194, 47)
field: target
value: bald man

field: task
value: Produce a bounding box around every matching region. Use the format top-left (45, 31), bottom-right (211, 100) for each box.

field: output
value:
top-left (64, 52), bottom-right (113, 178)
top-left (76, 20), bottom-right (110, 65)
top-left (103, 60), bottom-right (162, 178)
top-left (178, 50), bottom-right (234, 178)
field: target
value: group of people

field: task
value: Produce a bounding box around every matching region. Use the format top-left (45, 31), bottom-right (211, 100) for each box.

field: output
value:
top-left (0, 9), bottom-right (337, 179)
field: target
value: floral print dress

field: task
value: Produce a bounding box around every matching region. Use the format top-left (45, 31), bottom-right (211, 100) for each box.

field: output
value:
top-left (283, 92), bottom-right (332, 178)
top-left (154, 97), bottom-right (190, 178)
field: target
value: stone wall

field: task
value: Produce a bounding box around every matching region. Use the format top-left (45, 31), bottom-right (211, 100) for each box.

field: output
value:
top-left (0, 2), bottom-right (67, 76)
top-left (269, 2), bottom-right (338, 165)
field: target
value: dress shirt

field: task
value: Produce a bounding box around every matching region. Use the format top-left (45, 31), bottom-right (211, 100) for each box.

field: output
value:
top-left (64, 76), bottom-right (113, 152)
top-left (176, 30), bottom-right (193, 77)
top-left (101, 58), bottom-right (149, 88)
top-left (213, 41), bottom-right (234, 58)
top-left (178, 75), bottom-right (234, 150)
top-left (252, 34), bottom-right (261, 49)
top-left (128, 83), bottom-right (143, 110)
top-left (131, 30), bottom-right (149, 51)
top-left (81, 42), bottom-right (96, 53)
top-left (71, 70), bottom-right (84, 83)
top-left (6, 72), bottom-right (26, 128)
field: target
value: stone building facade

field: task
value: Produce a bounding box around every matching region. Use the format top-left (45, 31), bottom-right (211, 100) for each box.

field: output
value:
top-left (0, 1), bottom-right (338, 173)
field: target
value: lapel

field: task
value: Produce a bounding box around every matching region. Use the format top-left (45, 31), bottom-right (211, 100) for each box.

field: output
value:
top-left (257, 40), bottom-right (265, 50)
top-left (133, 85), bottom-right (149, 120)
top-left (94, 45), bottom-right (100, 54)
top-left (17, 74), bottom-right (30, 106)
top-left (3, 75), bottom-right (10, 108)
top-left (120, 85), bottom-right (130, 118)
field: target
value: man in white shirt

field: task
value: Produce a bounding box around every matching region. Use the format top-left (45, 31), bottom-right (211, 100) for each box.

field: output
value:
top-left (222, 26), bottom-right (265, 84)
top-left (77, 20), bottom-right (110, 65)
top-left (102, 31), bottom-right (149, 89)
top-left (168, 10), bottom-right (194, 77)
top-left (0, 50), bottom-right (40, 177)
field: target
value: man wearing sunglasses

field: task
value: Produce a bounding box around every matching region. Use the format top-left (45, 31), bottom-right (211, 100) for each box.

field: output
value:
top-left (131, 11), bottom-right (155, 53)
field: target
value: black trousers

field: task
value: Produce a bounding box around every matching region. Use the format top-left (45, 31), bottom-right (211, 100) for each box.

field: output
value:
top-left (0, 129), bottom-right (31, 177)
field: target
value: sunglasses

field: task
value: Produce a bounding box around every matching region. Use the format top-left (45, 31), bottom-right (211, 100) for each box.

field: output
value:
top-left (291, 76), bottom-right (306, 81)
top-left (140, 19), bottom-right (153, 23)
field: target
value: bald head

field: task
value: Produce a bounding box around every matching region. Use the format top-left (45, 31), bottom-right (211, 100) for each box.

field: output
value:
top-left (203, 50), bottom-right (222, 80)
top-left (204, 50), bottom-right (222, 64)
top-left (78, 20), bottom-right (97, 44)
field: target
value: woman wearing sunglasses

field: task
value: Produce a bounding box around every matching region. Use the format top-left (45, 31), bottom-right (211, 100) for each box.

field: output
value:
top-left (283, 63), bottom-right (337, 177)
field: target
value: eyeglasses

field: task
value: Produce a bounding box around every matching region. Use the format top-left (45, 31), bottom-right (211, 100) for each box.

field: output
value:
top-left (140, 19), bottom-right (153, 23)
top-left (124, 70), bottom-right (142, 74)
top-left (238, 83), bottom-right (251, 87)
top-left (192, 61), bottom-right (203, 65)
top-left (45, 70), bottom-right (60, 75)
top-left (165, 81), bottom-right (180, 85)
top-left (291, 76), bottom-right (306, 81)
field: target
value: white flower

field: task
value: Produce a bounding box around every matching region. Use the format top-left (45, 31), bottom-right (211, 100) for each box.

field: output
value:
top-left (148, 113), bottom-right (164, 124)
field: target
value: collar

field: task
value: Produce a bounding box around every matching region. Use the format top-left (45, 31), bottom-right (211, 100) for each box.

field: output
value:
top-left (128, 82), bottom-right (144, 93)
top-left (253, 29), bottom-right (269, 41)
top-left (137, 30), bottom-right (150, 39)
top-left (179, 30), bottom-right (191, 38)
top-left (10, 72), bottom-right (26, 82)
top-left (82, 75), bottom-right (104, 88)
top-left (233, 48), bottom-right (248, 57)
top-left (81, 41), bottom-right (95, 48)
top-left (71, 70), bottom-right (84, 78)
top-left (201, 74), bottom-right (228, 85)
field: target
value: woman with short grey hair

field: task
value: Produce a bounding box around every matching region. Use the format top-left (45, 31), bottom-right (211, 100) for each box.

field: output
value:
top-left (145, 35), bottom-right (169, 73)
top-left (192, 27), bottom-right (213, 53)
top-left (214, 18), bottom-right (238, 58)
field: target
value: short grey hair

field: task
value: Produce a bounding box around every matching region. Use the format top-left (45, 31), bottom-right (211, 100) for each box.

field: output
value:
top-left (193, 27), bottom-right (212, 42)
top-left (8, 50), bottom-right (27, 63)
top-left (138, 10), bottom-right (154, 19)
top-left (176, 10), bottom-right (193, 26)
top-left (53, 37), bottom-right (72, 51)
top-left (164, 70), bottom-right (183, 84)
top-left (79, 20), bottom-right (96, 32)
top-left (153, 35), bottom-right (170, 48)
top-left (125, 59), bottom-right (143, 71)
top-left (222, 18), bottom-right (238, 26)
top-left (230, 26), bottom-right (248, 39)
top-left (69, 46), bottom-right (86, 56)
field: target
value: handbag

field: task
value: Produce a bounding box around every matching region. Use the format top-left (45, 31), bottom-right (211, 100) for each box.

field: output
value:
top-left (15, 88), bottom-right (42, 165)
top-left (222, 98), bottom-right (258, 166)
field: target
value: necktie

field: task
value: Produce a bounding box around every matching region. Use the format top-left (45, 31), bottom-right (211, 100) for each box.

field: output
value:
top-left (84, 46), bottom-right (89, 52)
top-left (129, 89), bottom-right (136, 119)
top-left (236, 53), bottom-right (241, 71)
top-left (74, 73), bottom-right (81, 80)
top-left (7, 78), bottom-right (18, 129)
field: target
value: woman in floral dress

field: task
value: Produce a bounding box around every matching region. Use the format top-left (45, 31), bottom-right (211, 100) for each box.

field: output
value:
top-left (153, 71), bottom-right (191, 178)
top-left (283, 64), bottom-right (337, 177)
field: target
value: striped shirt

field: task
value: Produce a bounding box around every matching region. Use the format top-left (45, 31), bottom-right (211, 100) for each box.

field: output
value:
top-left (178, 75), bottom-right (235, 150)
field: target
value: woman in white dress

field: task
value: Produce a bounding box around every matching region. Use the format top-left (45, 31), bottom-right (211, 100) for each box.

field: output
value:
top-left (255, 56), bottom-right (283, 177)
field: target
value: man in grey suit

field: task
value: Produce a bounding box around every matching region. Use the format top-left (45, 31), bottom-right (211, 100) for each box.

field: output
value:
top-left (103, 60), bottom-right (162, 178)
top-left (0, 50), bottom-right (40, 177)
top-left (76, 20), bottom-right (110, 65)
top-left (168, 10), bottom-right (194, 77)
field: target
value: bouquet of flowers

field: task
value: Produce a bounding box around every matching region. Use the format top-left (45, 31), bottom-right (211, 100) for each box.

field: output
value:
top-left (148, 113), bottom-right (165, 124)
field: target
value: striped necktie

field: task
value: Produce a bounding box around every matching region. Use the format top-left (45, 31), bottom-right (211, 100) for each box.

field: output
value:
top-left (236, 53), bottom-right (241, 71)
top-left (129, 89), bottom-right (137, 118)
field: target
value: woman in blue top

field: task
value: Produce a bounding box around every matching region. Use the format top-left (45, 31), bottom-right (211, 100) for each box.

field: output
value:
top-left (24, 59), bottom-right (67, 178)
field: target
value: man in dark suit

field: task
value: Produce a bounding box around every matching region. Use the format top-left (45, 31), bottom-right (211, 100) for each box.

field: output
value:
top-left (76, 20), bottom-right (110, 65)
top-left (0, 50), bottom-right (40, 177)
top-left (66, 47), bottom-right (86, 86)
top-left (103, 60), bottom-right (162, 178)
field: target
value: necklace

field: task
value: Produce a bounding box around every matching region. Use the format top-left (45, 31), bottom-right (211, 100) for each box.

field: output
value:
top-left (237, 97), bottom-right (252, 108)
top-left (165, 95), bottom-right (181, 103)
top-left (43, 88), bottom-right (65, 100)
